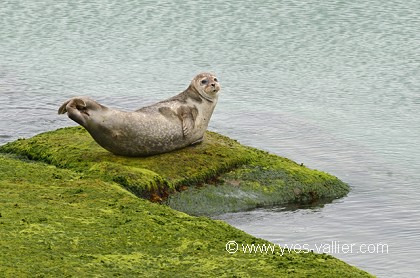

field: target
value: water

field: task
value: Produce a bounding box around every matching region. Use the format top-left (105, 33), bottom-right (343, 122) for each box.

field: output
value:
top-left (1, 1), bottom-right (419, 276)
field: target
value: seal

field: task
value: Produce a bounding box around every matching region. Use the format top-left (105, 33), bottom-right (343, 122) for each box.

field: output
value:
top-left (58, 72), bottom-right (221, 156)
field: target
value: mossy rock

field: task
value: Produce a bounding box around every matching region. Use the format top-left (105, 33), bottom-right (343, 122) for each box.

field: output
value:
top-left (0, 126), bottom-right (349, 215)
top-left (0, 154), bottom-right (372, 277)
top-left (167, 151), bottom-right (349, 215)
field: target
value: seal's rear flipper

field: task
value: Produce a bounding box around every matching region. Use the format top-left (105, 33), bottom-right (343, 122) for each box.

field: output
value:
top-left (58, 98), bottom-right (90, 127)
top-left (58, 98), bottom-right (87, 115)
top-left (58, 100), bottom-right (69, 114)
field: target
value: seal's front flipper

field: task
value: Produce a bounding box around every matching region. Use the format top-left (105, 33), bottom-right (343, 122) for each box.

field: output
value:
top-left (177, 106), bottom-right (198, 137)
top-left (181, 117), bottom-right (194, 137)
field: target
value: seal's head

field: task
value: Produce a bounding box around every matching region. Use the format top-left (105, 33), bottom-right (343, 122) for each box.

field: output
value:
top-left (191, 72), bottom-right (221, 102)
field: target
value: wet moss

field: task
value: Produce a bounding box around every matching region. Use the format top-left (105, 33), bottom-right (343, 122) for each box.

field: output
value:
top-left (0, 154), bottom-right (372, 277)
top-left (0, 126), bottom-right (349, 215)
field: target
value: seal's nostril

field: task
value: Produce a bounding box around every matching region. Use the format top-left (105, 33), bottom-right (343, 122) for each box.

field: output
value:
top-left (211, 83), bottom-right (215, 87)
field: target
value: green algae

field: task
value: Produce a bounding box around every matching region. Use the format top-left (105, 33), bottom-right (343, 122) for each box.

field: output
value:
top-left (0, 154), bottom-right (372, 277)
top-left (0, 127), bottom-right (349, 215)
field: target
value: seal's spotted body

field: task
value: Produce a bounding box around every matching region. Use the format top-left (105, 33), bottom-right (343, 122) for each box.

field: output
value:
top-left (58, 73), bottom-right (221, 156)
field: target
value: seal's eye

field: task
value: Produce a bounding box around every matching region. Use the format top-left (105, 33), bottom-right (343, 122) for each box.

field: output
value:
top-left (201, 79), bottom-right (208, 85)
top-left (214, 78), bottom-right (218, 82)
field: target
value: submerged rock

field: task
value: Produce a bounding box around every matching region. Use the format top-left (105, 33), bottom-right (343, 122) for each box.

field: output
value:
top-left (0, 126), bottom-right (348, 215)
